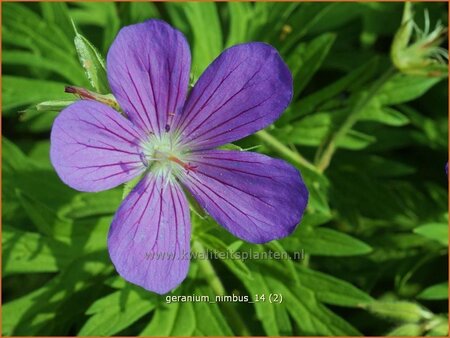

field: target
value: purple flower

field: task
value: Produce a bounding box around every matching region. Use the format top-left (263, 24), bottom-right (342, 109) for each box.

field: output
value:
top-left (50, 20), bottom-right (308, 294)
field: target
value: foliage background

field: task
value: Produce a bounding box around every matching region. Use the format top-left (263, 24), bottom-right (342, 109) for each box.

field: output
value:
top-left (2, 2), bottom-right (448, 336)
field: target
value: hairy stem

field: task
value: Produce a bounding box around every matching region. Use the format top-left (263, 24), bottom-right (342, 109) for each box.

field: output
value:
top-left (315, 67), bottom-right (396, 172)
top-left (192, 240), bottom-right (250, 336)
top-left (255, 129), bottom-right (317, 172)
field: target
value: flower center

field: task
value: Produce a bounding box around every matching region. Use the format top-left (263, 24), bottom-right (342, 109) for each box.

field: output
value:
top-left (140, 132), bottom-right (196, 179)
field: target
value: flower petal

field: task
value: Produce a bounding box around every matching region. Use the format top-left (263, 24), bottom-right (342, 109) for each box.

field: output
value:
top-left (107, 19), bottom-right (191, 135)
top-left (50, 100), bottom-right (145, 192)
top-left (174, 42), bottom-right (292, 149)
top-left (108, 174), bottom-right (191, 294)
top-left (182, 150), bottom-right (308, 243)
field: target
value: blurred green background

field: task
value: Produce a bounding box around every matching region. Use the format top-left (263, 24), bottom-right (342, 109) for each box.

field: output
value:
top-left (2, 2), bottom-right (448, 336)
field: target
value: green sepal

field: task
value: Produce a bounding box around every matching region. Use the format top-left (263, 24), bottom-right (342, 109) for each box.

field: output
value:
top-left (72, 19), bottom-right (110, 93)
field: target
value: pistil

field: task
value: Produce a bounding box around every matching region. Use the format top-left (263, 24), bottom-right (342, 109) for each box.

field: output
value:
top-left (167, 155), bottom-right (197, 172)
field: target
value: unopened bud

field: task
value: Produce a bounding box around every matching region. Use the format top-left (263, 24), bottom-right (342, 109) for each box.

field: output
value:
top-left (387, 323), bottom-right (423, 336)
top-left (425, 316), bottom-right (449, 336)
top-left (65, 86), bottom-right (120, 111)
top-left (365, 301), bottom-right (433, 323)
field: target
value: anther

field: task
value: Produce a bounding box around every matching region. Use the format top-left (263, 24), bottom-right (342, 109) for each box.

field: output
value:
top-left (183, 163), bottom-right (198, 174)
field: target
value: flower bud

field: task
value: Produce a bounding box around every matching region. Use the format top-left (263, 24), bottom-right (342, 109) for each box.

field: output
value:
top-left (65, 86), bottom-right (120, 112)
top-left (391, 3), bottom-right (448, 77)
top-left (387, 323), bottom-right (423, 336)
top-left (365, 300), bottom-right (433, 323)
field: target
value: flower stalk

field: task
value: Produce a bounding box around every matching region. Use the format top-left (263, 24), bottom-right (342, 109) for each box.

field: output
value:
top-left (256, 130), bottom-right (317, 172)
top-left (314, 67), bottom-right (396, 172)
top-left (314, 2), bottom-right (448, 172)
top-left (192, 240), bottom-right (250, 336)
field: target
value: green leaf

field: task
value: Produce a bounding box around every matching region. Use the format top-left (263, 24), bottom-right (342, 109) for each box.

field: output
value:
top-left (15, 189), bottom-right (73, 241)
top-left (360, 106), bottom-right (410, 126)
top-left (3, 252), bottom-right (112, 336)
top-left (40, 2), bottom-right (75, 42)
top-left (2, 137), bottom-right (77, 228)
top-left (413, 223), bottom-right (448, 246)
top-left (166, 3), bottom-right (222, 76)
top-left (59, 189), bottom-right (122, 219)
top-left (282, 226), bottom-right (373, 256)
top-left (141, 301), bottom-right (196, 336)
top-left (342, 154), bottom-right (416, 178)
top-left (25, 140), bottom-right (52, 167)
top-left (266, 276), bottom-right (361, 335)
top-left (226, 2), bottom-right (252, 47)
top-left (300, 166), bottom-right (331, 216)
top-left (300, 211), bottom-right (333, 227)
top-left (338, 130), bottom-right (377, 149)
top-left (3, 226), bottom-right (72, 276)
top-left (296, 266), bottom-right (374, 307)
top-left (248, 3), bottom-right (298, 44)
top-left (190, 287), bottom-right (234, 336)
top-left (16, 99), bottom-right (74, 132)
top-left (377, 74), bottom-right (442, 105)
top-left (79, 285), bottom-right (156, 336)
top-left (3, 3), bottom-right (83, 82)
top-left (262, 3), bottom-right (325, 48)
top-left (281, 57), bottom-right (379, 123)
top-left (3, 3), bottom-right (73, 51)
top-left (274, 113), bottom-right (375, 150)
top-left (199, 233), bottom-right (252, 279)
top-left (71, 3), bottom-right (121, 52)
top-left (122, 173), bottom-right (146, 200)
top-left (417, 282), bottom-right (448, 300)
top-left (277, 3), bottom-right (365, 53)
top-left (17, 111), bottom-right (60, 134)
top-left (2, 76), bottom-right (71, 113)
top-left (305, 3), bottom-right (367, 36)
top-left (121, 2), bottom-right (160, 26)
top-left (287, 33), bottom-right (336, 97)
top-left (399, 104), bottom-right (448, 150)
top-left (140, 285), bottom-right (232, 336)
top-left (240, 267), bottom-right (293, 335)
top-left (100, 4), bottom-right (121, 52)
top-left (217, 144), bottom-right (241, 151)
top-left (2, 51), bottom-right (86, 84)
top-left (239, 261), bottom-right (362, 335)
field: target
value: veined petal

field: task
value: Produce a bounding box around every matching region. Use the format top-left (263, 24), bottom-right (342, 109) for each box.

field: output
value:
top-left (108, 174), bottom-right (191, 294)
top-left (174, 43), bottom-right (292, 149)
top-left (107, 19), bottom-right (191, 136)
top-left (50, 100), bottom-right (145, 192)
top-left (182, 150), bottom-right (308, 243)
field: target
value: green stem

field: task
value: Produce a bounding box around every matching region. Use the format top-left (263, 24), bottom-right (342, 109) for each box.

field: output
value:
top-left (301, 253), bottom-right (310, 268)
top-left (255, 130), bottom-right (317, 172)
top-left (315, 67), bottom-right (396, 173)
top-left (192, 241), bottom-right (250, 336)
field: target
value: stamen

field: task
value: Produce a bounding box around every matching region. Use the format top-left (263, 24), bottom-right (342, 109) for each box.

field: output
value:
top-left (167, 155), bottom-right (197, 173)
